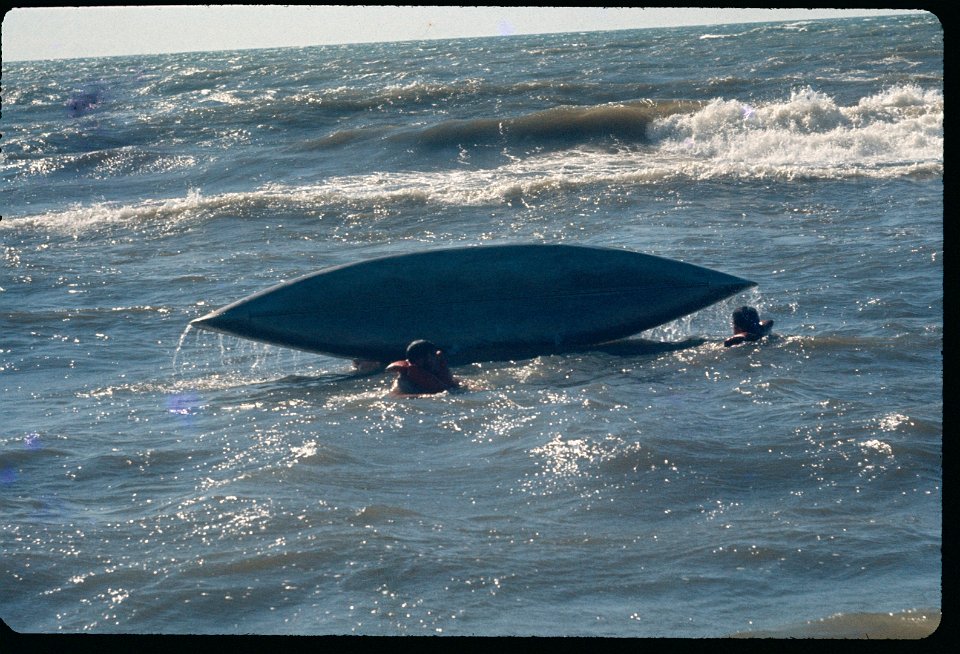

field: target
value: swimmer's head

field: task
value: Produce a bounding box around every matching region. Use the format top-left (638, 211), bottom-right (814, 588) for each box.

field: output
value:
top-left (732, 306), bottom-right (761, 333)
top-left (406, 339), bottom-right (440, 365)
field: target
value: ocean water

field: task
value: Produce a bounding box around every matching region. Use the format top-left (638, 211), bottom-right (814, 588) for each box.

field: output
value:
top-left (0, 13), bottom-right (942, 637)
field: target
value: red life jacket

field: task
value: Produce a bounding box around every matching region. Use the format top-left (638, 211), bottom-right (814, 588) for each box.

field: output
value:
top-left (386, 359), bottom-right (457, 394)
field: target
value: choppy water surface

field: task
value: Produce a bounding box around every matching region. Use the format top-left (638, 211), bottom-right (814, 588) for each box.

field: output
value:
top-left (0, 13), bottom-right (942, 636)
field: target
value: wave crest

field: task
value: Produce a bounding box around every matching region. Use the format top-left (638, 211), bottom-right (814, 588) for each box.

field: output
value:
top-left (400, 100), bottom-right (703, 150)
top-left (648, 84), bottom-right (942, 171)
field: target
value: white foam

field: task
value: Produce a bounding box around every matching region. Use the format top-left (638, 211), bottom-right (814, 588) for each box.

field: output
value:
top-left (4, 85), bottom-right (941, 235)
top-left (648, 84), bottom-right (942, 178)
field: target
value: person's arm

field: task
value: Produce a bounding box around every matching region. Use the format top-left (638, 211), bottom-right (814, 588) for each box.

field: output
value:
top-left (352, 359), bottom-right (383, 375)
top-left (724, 334), bottom-right (748, 347)
top-left (725, 320), bottom-right (774, 347)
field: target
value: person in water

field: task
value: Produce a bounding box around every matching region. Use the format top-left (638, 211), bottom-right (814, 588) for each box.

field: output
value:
top-left (387, 340), bottom-right (460, 395)
top-left (724, 306), bottom-right (774, 347)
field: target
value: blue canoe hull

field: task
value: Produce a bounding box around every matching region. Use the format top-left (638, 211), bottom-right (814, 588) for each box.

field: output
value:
top-left (190, 244), bottom-right (755, 363)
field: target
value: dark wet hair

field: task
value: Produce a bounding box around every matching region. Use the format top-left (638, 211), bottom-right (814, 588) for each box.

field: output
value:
top-left (732, 306), bottom-right (761, 333)
top-left (406, 339), bottom-right (439, 363)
